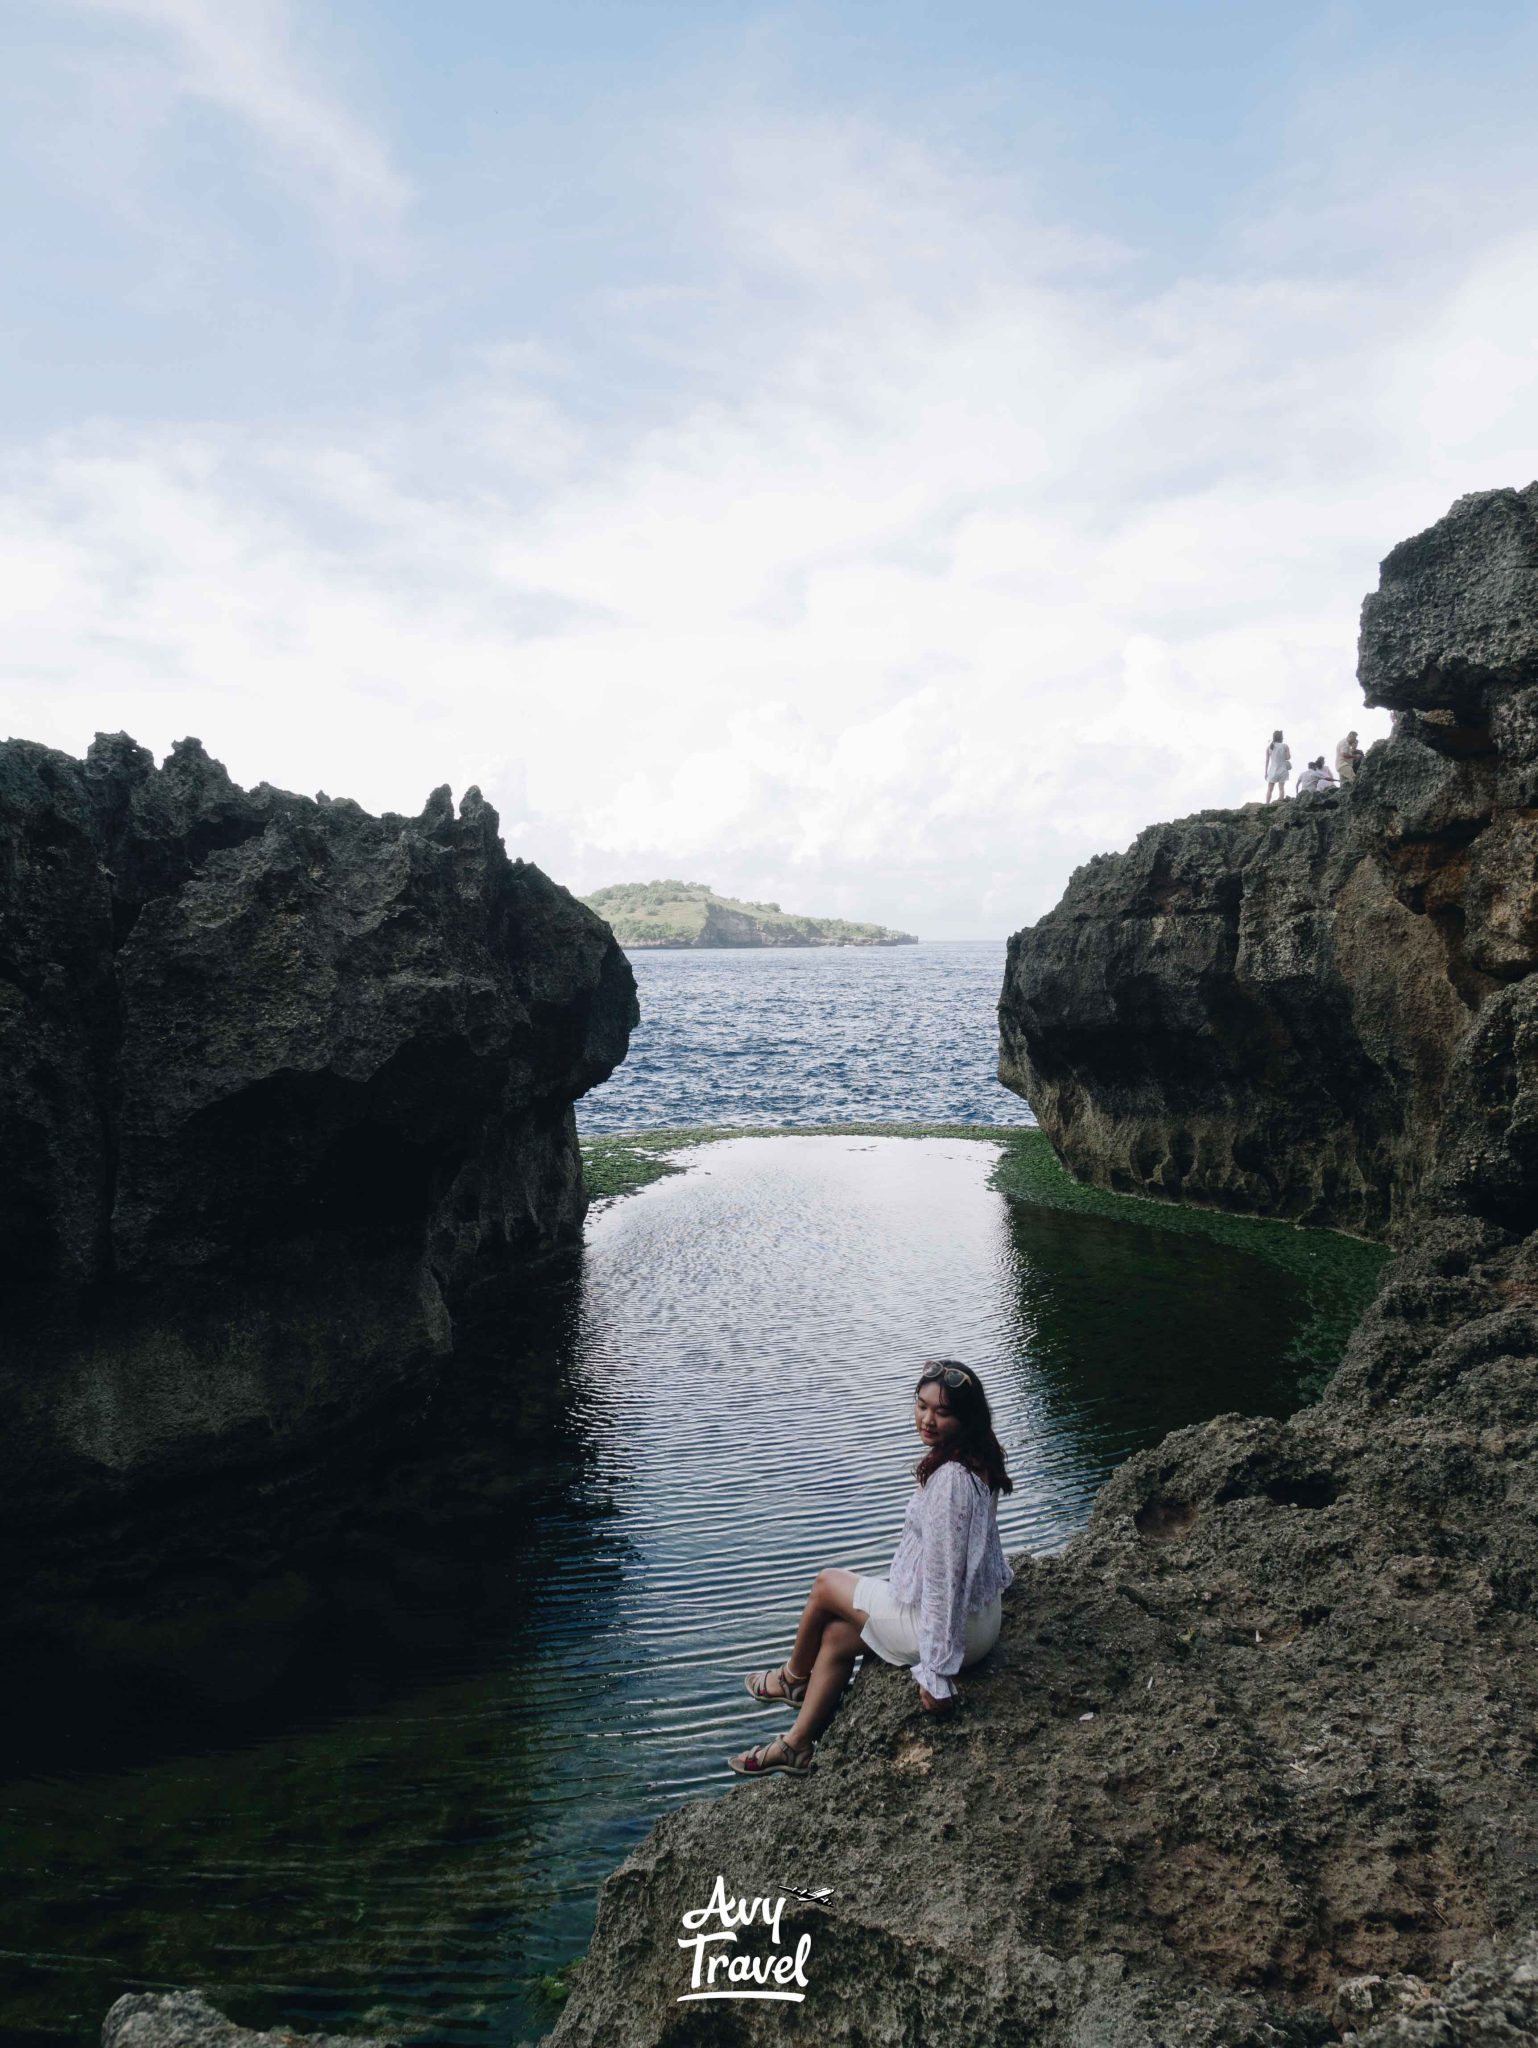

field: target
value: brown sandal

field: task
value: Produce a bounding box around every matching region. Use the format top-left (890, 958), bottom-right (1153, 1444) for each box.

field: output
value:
top-left (727, 1732), bottom-right (816, 1777)
top-left (744, 1660), bottom-right (810, 1706)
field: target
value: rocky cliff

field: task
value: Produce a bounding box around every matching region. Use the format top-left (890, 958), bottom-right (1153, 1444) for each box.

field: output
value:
top-left (0, 734), bottom-right (636, 1527)
top-left (528, 486), bottom-right (1538, 2046)
top-left (998, 484), bottom-right (1538, 1240)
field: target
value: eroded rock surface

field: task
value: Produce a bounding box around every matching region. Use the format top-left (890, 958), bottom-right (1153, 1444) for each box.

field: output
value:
top-left (1, 734), bottom-right (635, 1525)
top-left (1341, 1928), bottom-right (1538, 2044)
top-left (539, 490), bottom-right (1538, 2047)
top-left (102, 1989), bottom-right (398, 2047)
top-left (998, 483), bottom-right (1538, 1238)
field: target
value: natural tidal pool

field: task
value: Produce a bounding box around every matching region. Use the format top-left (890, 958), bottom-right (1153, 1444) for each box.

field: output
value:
top-left (1, 1136), bottom-right (1385, 2048)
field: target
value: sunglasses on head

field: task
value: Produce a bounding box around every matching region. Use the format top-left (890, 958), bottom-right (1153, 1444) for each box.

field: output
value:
top-left (917, 1365), bottom-right (972, 1390)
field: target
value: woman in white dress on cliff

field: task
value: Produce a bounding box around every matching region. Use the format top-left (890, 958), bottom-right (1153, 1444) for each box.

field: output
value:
top-left (1264, 730), bottom-right (1292, 801)
top-left (727, 1361), bottom-right (1015, 1777)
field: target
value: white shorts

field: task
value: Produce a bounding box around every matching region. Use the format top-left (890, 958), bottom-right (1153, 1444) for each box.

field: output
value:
top-left (852, 1575), bottom-right (1003, 1673)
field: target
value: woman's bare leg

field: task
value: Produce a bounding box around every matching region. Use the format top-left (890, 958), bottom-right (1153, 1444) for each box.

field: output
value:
top-left (787, 1567), bottom-right (865, 1677)
top-left (786, 1617), bottom-right (867, 1748)
top-left (730, 1570), bottom-right (869, 1768)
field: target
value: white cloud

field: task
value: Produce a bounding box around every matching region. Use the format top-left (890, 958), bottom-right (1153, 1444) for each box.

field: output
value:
top-left (60, 0), bottom-right (408, 240)
top-left (4, 99), bottom-right (1538, 935)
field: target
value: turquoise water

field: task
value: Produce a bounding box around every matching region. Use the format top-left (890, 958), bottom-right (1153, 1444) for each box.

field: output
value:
top-left (2, 1136), bottom-right (1329, 2047)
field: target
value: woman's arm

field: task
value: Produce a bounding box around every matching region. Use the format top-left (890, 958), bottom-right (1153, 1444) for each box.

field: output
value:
top-left (912, 1462), bottom-right (979, 1706)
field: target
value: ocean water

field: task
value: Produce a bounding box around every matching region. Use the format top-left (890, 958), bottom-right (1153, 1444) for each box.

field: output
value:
top-left (0, 1137), bottom-right (1349, 2048)
top-left (578, 940), bottom-right (1035, 1132)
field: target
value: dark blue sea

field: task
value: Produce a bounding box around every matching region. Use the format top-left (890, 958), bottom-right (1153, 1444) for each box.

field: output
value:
top-left (578, 940), bottom-right (1035, 1131)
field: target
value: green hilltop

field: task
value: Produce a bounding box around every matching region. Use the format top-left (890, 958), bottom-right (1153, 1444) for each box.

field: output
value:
top-left (582, 881), bottom-right (919, 949)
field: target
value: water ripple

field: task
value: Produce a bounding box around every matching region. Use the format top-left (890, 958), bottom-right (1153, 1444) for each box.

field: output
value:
top-left (579, 942), bottom-right (1036, 1132)
top-left (1, 1136), bottom-right (1315, 2048)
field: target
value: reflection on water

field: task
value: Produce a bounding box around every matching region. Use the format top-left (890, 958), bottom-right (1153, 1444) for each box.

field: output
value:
top-left (1, 1138), bottom-right (1323, 2047)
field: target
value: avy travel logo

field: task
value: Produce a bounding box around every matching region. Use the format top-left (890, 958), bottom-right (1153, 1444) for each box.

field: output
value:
top-left (675, 1876), bottom-right (832, 2003)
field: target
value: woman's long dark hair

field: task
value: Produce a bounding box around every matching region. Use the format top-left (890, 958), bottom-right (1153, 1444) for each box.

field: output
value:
top-left (913, 1359), bottom-right (1013, 1495)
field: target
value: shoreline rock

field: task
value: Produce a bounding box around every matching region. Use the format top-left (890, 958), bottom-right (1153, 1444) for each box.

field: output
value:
top-left (101, 1990), bottom-right (399, 2047)
top-left (998, 484), bottom-right (1538, 1243)
top-left (1, 734), bottom-right (636, 1532)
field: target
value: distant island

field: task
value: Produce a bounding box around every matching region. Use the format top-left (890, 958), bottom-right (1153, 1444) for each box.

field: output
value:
top-left (582, 881), bottom-right (919, 949)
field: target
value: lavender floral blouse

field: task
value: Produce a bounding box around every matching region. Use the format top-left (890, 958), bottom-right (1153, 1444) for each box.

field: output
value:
top-left (887, 1459), bottom-right (1014, 1698)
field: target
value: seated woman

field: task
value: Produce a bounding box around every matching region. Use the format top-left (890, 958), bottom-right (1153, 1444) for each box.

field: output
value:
top-left (727, 1359), bottom-right (1015, 1776)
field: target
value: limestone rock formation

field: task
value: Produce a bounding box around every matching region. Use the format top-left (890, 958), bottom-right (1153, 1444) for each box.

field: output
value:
top-left (536, 487), bottom-right (1538, 2047)
top-left (998, 485), bottom-right (1538, 1239)
top-left (0, 734), bottom-right (636, 1525)
top-left (101, 1990), bottom-right (398, 2047)
top-left (1338, 1929), bottom-right (1538, 2042)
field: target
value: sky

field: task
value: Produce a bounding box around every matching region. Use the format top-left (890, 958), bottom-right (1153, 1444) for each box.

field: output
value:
top-left (4, 2), bottom-right (1538, 938)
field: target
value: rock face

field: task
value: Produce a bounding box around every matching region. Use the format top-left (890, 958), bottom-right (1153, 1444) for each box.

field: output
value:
top-left (538, 486), bottom-right (1538, 2048)
top-left (101, 1990), bottom-right (398, 2048)
top-left (1, 734), bottom-right (636, 1526)
top-left (999, 484), bottom-right (1538, 1239)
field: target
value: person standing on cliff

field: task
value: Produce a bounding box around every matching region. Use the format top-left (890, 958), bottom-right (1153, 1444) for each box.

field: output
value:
top-left (1264, 730), bottom-right (1291, 801)
top-left (1335, 730), bottom-right (1361, 783)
